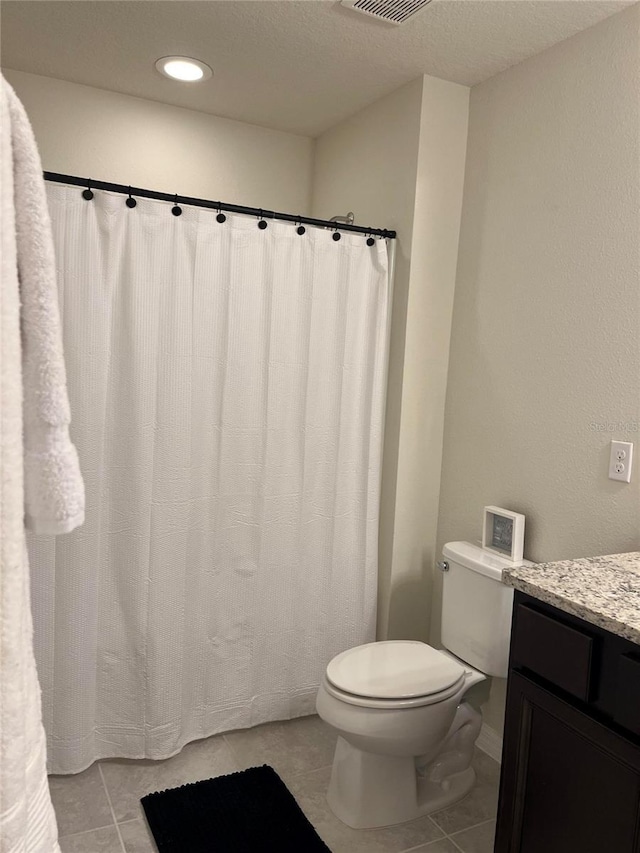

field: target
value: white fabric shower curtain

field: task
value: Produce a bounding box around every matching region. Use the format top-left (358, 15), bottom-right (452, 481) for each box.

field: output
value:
top-left (28, 185), bottom-right (390, 775)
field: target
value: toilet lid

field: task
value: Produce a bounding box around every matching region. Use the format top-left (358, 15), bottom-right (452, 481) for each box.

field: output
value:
top-left (326, 641), bottom-right (465, 700)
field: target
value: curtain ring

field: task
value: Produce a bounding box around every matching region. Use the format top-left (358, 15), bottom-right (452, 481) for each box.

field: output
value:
top-left (258, 209), bottom-right (268, 230)
top-left (126, 187), bottom-right (137, 208)
top-left (332, 226), bottom-right (341, 242)
top-left (296, 217), bottom-right (306, 236)
top-left (82, 181), bottom-right (94, 201)
top-left (366, 232), bottom-right (375, 247)
top-left (216, 202), bottom-right (226, 223)
top-left (171, 194), bottom-right (182, 217)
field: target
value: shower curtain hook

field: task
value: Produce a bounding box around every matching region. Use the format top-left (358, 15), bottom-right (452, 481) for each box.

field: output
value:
top-left (332, 225), bottom-right (341, 242)
top-left (126, 187), bottom-right (137, 209)
top-left (366, 232), bottom-right (375, 247)
top-left (171, 194), bottom-right (182, 217)
top-left (216, 202), bottom-right (226, 224)
top-left (296, 217), bottom-right (306, 236)
top-left (82, 180), bottom-right (94, 201)
top-left (258, 209), bottom-right (268, 230)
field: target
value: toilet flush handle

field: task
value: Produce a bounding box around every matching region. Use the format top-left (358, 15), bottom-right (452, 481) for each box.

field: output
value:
top-left (436, 560), bottom-right (449, 572)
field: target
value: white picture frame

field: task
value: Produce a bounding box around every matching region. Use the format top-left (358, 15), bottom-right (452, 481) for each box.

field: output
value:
top-left (482, 506), bottom-right (525, 562)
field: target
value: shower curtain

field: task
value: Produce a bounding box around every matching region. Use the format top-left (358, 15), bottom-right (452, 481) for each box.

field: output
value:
top-left (28, 185), bottom-right (390, 775)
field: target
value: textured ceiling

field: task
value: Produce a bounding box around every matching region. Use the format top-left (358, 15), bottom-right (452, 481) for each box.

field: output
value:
top-left (1, 0), bottom-right (634, 136)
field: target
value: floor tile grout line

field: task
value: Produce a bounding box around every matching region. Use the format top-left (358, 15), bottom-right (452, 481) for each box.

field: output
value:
top-left (98, 763), bottom-right (127, 853)
top-left (394, 814), bottom-right (496, 853)
top-left (448, 816), bottom-right (496, 838)
top-left (49, 772), bottom-right (118, 837)
top-left (288, 762), bottom-right (334, 780)
top-left (397, 833), bottom-right (461, 853)
top-left (221, 731), bottom-right (334, 781)
top-left (57, 823), bottom-right (120, 841)
top-left (397, 840), bottom-right (445, 853)
top-left (53, 813), bottom-right (116, 838)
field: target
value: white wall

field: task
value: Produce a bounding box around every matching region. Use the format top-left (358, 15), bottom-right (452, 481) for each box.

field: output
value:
top-left (436, 4), bottom-right (640, 729)
top-left (312, 78), bottom-right (423, 641)
top-left (3, 69), bottom-right (314, 213)
top-left (385, 76), bottom-right (469, 641)
top-left (313, 75), bottom-right (469, 642)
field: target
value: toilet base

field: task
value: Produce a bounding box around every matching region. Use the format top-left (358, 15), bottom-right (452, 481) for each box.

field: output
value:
top-left (325, 700), bottom-right (483, 829)
top-left (327, 735), bottom-right (476, 829)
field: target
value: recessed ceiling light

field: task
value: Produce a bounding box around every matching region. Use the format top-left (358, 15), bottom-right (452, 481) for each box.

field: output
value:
top-left (155, 56), bottom-right (212, 82)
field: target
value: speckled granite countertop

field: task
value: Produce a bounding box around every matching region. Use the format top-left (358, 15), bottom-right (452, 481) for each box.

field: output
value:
top-left (503, 553), bottom-right (640, 645)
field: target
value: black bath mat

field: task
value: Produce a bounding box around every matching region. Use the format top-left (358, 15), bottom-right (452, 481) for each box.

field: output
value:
top-left (141, 764), bottom-right (331, 852)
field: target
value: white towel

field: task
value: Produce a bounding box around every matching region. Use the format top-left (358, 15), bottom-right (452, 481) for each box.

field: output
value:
top-left (6, 81), bottom-right (85, 535)
top-left (1, 74), bottom-right (84, 853)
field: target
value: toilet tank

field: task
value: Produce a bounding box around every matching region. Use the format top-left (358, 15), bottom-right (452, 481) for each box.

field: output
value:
top-left (441, 541), bottom-right (532, 678)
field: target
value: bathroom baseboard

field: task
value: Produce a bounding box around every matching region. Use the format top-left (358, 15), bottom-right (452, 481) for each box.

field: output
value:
top-left (476, 723), bottom-right (503, 764)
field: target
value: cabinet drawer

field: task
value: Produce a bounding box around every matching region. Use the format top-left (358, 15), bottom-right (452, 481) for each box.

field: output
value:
top-left (511, 604), bottom-right (594, 701)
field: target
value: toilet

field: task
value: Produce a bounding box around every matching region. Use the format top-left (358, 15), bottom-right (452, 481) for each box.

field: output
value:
top-left (316, 541), bottom-right (531, 829)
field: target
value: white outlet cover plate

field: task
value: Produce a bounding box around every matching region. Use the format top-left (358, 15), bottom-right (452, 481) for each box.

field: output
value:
top-left (609, 440), bottom-right (633, 483)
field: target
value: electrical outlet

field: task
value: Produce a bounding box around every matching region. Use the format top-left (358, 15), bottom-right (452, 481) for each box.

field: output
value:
top-left (609, 440), bottom-right (633, 483)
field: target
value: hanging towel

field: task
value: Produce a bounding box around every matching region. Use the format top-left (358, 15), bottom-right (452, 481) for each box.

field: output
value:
top-left (6, 81), bottom-right (84, 535)
top-left (1, 74), bottom-right (83, 853)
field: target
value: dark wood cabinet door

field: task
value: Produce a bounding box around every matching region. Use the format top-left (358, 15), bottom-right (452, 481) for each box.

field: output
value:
top-left (496, 671), bottom-right (640, 853)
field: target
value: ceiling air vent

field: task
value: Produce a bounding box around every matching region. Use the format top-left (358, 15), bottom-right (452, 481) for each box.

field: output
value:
top-left (341, 0), bottom-right (433, 26)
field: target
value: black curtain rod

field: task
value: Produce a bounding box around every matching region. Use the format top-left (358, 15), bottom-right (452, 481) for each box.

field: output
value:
top-left (43, 172), bottom-right (397, 240)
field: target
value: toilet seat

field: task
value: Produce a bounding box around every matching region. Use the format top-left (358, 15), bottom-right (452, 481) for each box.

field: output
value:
top-left (324, 641), bottom-right (467, 709)
top-left (321, 674), bottom-right (465, 709)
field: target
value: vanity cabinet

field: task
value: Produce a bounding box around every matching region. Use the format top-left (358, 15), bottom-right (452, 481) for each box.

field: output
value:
top-left (495, 592), bottom-right (640, 853)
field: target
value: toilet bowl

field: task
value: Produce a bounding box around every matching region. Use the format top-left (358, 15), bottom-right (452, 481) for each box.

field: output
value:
top-left (316, 640), bottom-right (486, 828)
top-left (316, 541), bottom-right (532, 830)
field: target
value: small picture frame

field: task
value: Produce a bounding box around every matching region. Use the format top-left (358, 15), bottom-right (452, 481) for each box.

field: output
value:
top-left (482, 506), bottom-right (525, 562)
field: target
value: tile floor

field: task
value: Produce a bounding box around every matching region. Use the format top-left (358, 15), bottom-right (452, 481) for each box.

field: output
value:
top-left (50, 715), bottom-right (499, 853)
